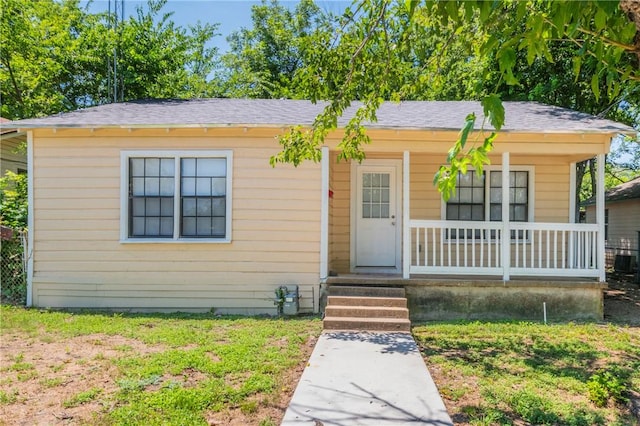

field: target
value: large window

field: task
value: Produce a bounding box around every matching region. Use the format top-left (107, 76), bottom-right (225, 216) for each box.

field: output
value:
top-left (445, 168), bottom-right (532, 223)
top-left (121, 151), bottom-right (232, 242)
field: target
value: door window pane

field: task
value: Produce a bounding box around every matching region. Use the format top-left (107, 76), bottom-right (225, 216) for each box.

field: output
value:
top-left (362, 172), bottom-right (390, 219)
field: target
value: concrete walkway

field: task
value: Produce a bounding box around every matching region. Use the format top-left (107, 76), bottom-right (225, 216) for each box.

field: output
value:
top-left (282, 331), bottom-right (454, 426)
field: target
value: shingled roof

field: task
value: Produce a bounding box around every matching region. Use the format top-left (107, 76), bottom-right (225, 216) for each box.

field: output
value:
top-left (583, 175), bottom-right (640, 206)
top-left (2, 99), bottom-right (635, 134)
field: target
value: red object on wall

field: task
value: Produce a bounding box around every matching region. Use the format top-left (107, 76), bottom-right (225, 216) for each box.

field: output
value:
top-left (328, 189), bottom-right (334, 199)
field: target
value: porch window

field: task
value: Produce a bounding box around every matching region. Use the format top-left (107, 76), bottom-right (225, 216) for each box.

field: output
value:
top-left (444, 168), bottom-right (531, 240)
top-left (122, 151), bottom-right (232, 242)
top-left (489, 171), bottom-right (529, 222)
top-left (445, 170), bottom-right (485, 221)
top-left (446, 169), bottom-right (530, 223)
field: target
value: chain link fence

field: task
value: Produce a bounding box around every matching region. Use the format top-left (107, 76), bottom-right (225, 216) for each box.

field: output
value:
top-left (1, 226), bottom-right (27, 305)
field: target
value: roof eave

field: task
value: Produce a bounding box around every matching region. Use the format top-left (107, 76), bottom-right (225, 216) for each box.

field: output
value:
top-left (9, 123), bottom-right (636, 135)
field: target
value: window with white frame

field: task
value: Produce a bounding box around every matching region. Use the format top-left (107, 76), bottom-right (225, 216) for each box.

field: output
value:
top-left (122, 151), bottom-right (232, 242)
top-left (444, 168), bottom-right (533, 240)
top-left (446, 169), bottom-right (531, 223)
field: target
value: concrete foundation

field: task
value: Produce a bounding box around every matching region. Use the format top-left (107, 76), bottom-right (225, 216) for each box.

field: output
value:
top-left (326, 276), bottom-right (606, 322)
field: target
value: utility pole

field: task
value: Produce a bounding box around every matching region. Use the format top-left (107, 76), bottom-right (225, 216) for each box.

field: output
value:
top-left (107, 0), bottom-right (124, 103)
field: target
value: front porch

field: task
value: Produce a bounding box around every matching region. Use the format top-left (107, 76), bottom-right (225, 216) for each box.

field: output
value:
top-left (317, 143), bottom-right (608, 320)
top-left (320, 147), bottom-right (607, 284)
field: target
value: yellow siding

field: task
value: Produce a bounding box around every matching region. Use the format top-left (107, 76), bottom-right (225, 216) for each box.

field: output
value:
top-left (31, 125), bottom-right (604, 306)
top-left (328, 153), bottom-right (350, 274)
top-left (31, 133), bottom-right (321, 313)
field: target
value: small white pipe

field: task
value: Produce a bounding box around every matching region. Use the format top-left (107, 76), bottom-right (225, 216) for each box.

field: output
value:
top-left (543, 302), bottom-right (547, 325)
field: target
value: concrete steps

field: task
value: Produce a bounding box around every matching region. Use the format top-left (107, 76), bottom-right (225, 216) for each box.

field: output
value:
top-left (323, 286), bottom-right (411, 332)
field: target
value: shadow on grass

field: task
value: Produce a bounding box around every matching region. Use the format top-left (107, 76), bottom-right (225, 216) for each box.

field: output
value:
top-left (452, 403), bottom-right (607, 426)
top-left (414, 320), bottom-right (640, 425)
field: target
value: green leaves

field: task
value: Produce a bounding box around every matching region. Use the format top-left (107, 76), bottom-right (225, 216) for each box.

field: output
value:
top-left (481, 95), bottom-right (505, 131)
top-left (0, 0), bottom-right (220, 119)
top-left (433, 111), bottom-right (497, 201)
top-left (0, 171), bottom-right (28, 230)
top-left (269, 126), bottom-right (323, 167)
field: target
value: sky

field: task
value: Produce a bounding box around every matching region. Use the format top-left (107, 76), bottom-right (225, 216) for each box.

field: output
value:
top-left (85, 0), bottom-right (349, 54)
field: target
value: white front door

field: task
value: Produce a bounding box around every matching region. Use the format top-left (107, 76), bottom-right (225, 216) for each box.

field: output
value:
top-left (353, 161), bottom-right (401, 269)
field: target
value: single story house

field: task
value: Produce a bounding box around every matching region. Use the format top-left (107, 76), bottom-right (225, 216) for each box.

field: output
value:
top-left (584, 175), bottom-right (640, 272)
top-left (7, 99), bottom-right (635, 320)
top-left (1, 117), bottom-right (27, 176)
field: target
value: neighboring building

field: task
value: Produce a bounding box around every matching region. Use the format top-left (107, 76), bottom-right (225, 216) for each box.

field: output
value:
top-left (6, 99), bottom-right (635, 320)
top-left (584, 175), bottom-right (640, 272)
top-left (0, 117), bottom-right (27, 176)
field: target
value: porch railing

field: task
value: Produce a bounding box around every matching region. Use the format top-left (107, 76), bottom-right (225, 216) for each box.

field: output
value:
top-left (408, 220), bottom-right (600, 279)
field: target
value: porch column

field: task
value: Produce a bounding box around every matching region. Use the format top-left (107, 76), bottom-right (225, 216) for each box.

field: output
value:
top-left (596, 153), bottom-right (605, 282)
top-left (569, 162), bottom-right (576, 268)
top-left (501, 152), bottom-right (511, 281)
top-left (403, 151), bottom-right (410, 279)
top-left (26, 130), bottom-right (34, 307)
top-left (320, 146), bottom-right (329, 284)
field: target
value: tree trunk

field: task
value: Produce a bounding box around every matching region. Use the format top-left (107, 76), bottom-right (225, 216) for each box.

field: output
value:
top-left (620, 0), bottom-right (640, 65)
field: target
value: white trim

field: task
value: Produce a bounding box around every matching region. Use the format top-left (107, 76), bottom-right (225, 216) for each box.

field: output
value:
top-left (596, 153), bottom-right (605, 282)
top-left (403, 151), bottom-right (411, 279)
top-left (26, 131), bottom-right (34, 307)
top-left (569, 162), bottom-right (577, 266)
top-left (501, 152), bottom-right (510, 281)
top-left (120, 150), bottom-right (233, 243)
top-left (320, 146), bottom-right (329, 282)
top-left (350, 159), bottom-right (403, 273)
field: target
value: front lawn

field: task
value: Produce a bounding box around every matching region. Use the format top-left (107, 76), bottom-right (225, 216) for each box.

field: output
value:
top-left (3, 306), bottom-right (639, 425)
top-left (414, 321), bottom-right (640, 425)
top-left (0, 306), bottom-right (322, 425)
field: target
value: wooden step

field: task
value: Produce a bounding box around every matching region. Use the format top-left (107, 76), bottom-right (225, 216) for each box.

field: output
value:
top-left (323, 317), bottom-right (411, 332)
top-left (327, 295), bottom-right (407, 308)
top-left (325, 305), bottom-right (409, 319)
top-left (328, 285), bottom-right (405, 298)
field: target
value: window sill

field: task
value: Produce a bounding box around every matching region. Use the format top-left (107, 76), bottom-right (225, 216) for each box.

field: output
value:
top-left (120, 238), bottom-right (231, 244)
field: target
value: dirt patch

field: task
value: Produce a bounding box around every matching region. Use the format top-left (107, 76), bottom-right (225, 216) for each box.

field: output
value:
top-left (0, 332), bottom-right (317, 426)
top-left (604, 272), bottom-right (640, 325)
top-left (0, 334), bottom-right (164, 425)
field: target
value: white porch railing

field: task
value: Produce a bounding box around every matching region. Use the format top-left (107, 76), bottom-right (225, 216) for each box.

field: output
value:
top-left (408, 220), bottom-right (600, 279)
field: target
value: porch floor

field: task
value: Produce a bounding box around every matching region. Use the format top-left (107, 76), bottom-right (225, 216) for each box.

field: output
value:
top-left (326, 274), bottom-right (606, 289)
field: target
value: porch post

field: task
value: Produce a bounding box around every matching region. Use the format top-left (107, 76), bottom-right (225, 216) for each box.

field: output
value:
top-left (569, 162), bottom-right (576, 268)
top-left (403, 151), bottom-right (410, 279)
top-left (596, 153), bottom-right (606, 282)
top-left (26, 130), bottom-right (34, 307)
top-left (501, 152), bottom-right (511, 281)
top-left (320, 146), bottom-right (329, 284)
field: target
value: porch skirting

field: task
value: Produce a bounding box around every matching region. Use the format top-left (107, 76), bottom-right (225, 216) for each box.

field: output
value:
top-left (324, 277), bottom-right (605, 322)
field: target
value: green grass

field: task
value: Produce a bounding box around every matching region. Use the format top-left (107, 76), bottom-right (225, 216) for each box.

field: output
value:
top-left (64, 388), bottom-right (103, 408)
top-left (0, 306), bottom-right (322, 425)
top-left (413, 321), bottom-right (640, 426)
